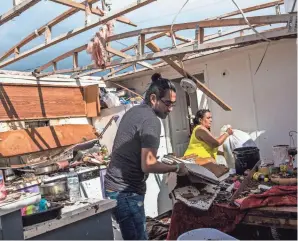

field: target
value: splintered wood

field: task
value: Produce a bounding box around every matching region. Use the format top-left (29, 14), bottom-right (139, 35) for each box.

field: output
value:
top-left (83, 84), bottom-right (100, 117)
top-left (0, 124), bottom-right (97, 157)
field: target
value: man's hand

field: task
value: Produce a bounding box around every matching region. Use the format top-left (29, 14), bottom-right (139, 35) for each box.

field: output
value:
top-left (177, 163), bottom-right (188, 176)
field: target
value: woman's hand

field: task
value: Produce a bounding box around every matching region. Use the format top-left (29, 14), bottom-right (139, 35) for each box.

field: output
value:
top-left (226, 127), bottom-right (233, 136)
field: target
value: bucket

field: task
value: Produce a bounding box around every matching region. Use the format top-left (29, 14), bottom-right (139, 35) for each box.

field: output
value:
top-left (177, 228), bottom-right (237, 240)
top-left (272, 145), bottom-right (289, 167)
top-left (233, 146), bottom-right (260, 175)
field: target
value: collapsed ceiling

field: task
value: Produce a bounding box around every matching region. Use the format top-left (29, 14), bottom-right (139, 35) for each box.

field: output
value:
top-left (0, 0), bottom-right (296, 110)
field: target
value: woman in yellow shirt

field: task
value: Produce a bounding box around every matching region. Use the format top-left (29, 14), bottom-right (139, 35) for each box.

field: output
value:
top-left (184, 109), bottom-right (233, 165)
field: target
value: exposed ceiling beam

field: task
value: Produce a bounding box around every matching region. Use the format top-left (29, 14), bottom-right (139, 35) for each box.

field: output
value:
top-left (165, 33), bottom-right (193, 43)
top-left (104, 64), bottom-right (132, 78)
top-left (107, 14), bottom-right (293, 42)
top-left (0, 0), bottom-right (156, 69)
top-left (0, 0), bottom-right (41, 26)
top-left (73, 63), bottom-right (132, 78)
top-left (35, 23), bottom-right (279, 77)
top-left (106, 46), bottom-right (154, 70)
top-left (107, 80), bottom-right (143, 98)
top-left (105, 28), bottom-right (294, 67)
top-left (101, 26), bottom-right (289, 82)
top-left (146, 41), bottom-right (232, 111)
top-left (206, 0), bottom-right (284, 20)
top-left (35, 32), bottom-right (167, 73)
top-left (0, 0), bottom-right (98, 62)
top-left (36, 44), bottom-right (88, 73)
top-left (49, 0), bottom-right (136, 26)
top-left (32, 1), bottom-right (286, 74)
top-left (49, 0), bottom-right (104, 15)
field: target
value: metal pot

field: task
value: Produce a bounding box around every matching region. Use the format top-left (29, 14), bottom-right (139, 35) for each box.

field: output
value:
top-left (3, 169), bottom-right (16, 182)
top-left (34, 164), bottom-right (59, 175)
top-left (40, 181), bottom-right (67, 196)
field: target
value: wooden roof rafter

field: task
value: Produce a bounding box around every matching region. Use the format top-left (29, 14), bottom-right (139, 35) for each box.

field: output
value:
top-left (104, 25), bottom-right (292, 80)
top-left (106, 14), bottom-right (291, 42)
top-left (33, 12), bottom-right (293, 78)
top-left (206, 0), bottom-right (284, 20)
top-left (30, 0), bottom-right (289, 78)
top-left (0, 0), bottom-right (41, 26)
top-left (0, 0), bottom-right (98, 62)
top-left (0, 0), bottom-right (154, 67)
top-left (1, 0), bottom-right (295, 93)
top-left (48, 0), bottom-right (135, 26)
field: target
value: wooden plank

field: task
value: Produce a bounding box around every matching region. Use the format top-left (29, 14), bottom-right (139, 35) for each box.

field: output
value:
top-left (50, 0), bottom-right (104, 16)
top-left (0, 0), bottom-right (156, 69)
top-left (76, 63), bottom-right (132, 78)
top-left (0, 0), bottom-right (41, 26)
top-left (138, 34), bottom-right (145, 55)
top-left (206, 0), bottom-right (284, 20)
top-left (36, 45), bottom-right (88, 73)
top-left (50, 0), bottom-right (136, 26)
top-left (108, 81), bottom-right (143, 99)
top-left (146, 41), bottom-right (232, 111)
top-left (45, 26), bottom-right (52, 44)
top-left (199, 27), bottom-right (204, 44)
top-left (0, 84), bottom-right (86, 120)
top-left (0, 124), bottom-right (97, 157)
top-left (53, 62), bottom-right (57, 71)
top-left (106, 46), bottom-right (154, 70)
top-left (0, 0), bottom-right (98, 62)
top-left (36, 65), bottom-right (95, 78)
top-left (204, 25), bottom-right (257, 41)
top-left (83, 84), bottom-right (100, 117)
top-left (165, 32), bottom-right (192, 43)
top-left (116, 16), bottom-right (137, 27)
top-left (71, 65), bottom-right (116, 78)
top-left (242, 215), bottom-right (297, 230)
top-left (107, 14), bottom-right (293, 42)
top-left (73, 52), bottom-right (79, 68)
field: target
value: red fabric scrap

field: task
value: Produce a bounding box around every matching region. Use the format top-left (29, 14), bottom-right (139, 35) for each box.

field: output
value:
top-left (239, 185), bottom-right (297, 210)
top-left (166, 202), bottom-right (244, 240)
top-left (86, 20), bottom-right (115, 68)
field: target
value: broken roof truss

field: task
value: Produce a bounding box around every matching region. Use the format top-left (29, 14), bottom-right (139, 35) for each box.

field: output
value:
top-left (0, 0), bottom-right (296, 111)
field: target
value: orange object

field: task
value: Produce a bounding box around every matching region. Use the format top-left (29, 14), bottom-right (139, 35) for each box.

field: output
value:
top-left (195, 157), bottom-right (216, 166)
top-left (56, 160), bottom-right (69, 170)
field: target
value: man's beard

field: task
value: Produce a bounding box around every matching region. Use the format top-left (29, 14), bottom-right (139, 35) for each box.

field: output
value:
top-left (154, 109), bottom-right (168, 119)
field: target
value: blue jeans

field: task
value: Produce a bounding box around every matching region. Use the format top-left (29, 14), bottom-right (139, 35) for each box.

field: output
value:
top-left (106, 191), bottom-right (147, 240)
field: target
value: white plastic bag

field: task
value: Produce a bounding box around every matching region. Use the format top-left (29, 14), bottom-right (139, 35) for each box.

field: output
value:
top-left (222, 128), bottom-right (257, 168)
top-left (102, 93), bottom-right (121, 108)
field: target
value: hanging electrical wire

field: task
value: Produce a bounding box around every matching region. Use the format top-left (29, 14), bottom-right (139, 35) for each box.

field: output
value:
top-left (231, 0), bottom-right (271, 42)
top-left (230, 0), bottom-right (271, 75)
top-left (170, 0), bottom-right (190, 48)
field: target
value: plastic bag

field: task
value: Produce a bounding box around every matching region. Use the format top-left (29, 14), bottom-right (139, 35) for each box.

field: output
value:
top-left (222, 128), bottom-right (257, 168)
top-left (102, 93), bottom-right (121, 108)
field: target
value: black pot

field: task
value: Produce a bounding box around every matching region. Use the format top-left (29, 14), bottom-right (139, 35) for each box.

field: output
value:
top-left (233, 146), bottom-right (260, 175)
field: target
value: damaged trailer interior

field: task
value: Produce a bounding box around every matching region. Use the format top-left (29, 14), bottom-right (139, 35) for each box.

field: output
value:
top-left (0, 0), bottom-right (297, 240)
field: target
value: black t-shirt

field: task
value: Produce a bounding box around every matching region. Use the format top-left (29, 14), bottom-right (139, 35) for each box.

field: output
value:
top-left (104, 104), bottom-right (161, 195)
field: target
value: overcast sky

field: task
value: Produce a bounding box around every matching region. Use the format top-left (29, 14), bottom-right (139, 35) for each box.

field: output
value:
top-left (0, 0), bottom-right (284, 72)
